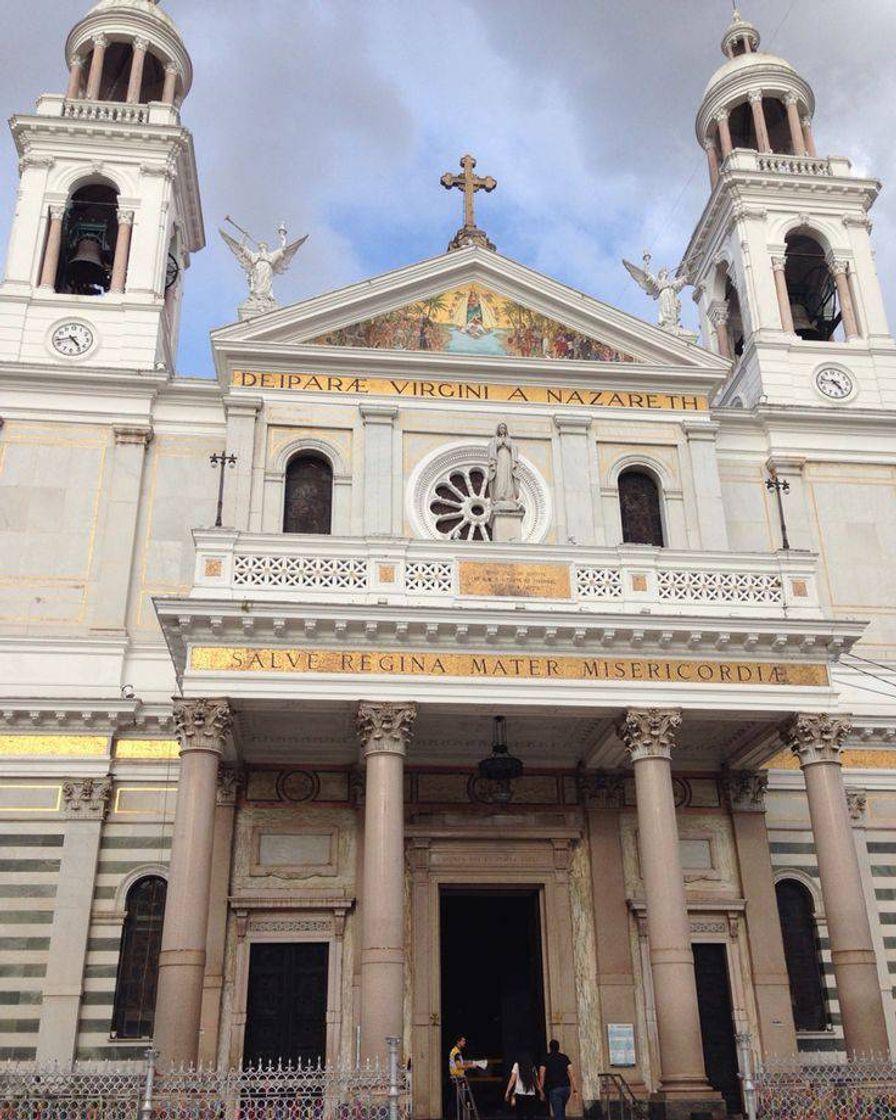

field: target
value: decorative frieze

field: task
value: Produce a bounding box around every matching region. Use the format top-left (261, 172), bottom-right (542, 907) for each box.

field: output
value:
top-left (617, 708), bottom-right (682, 763)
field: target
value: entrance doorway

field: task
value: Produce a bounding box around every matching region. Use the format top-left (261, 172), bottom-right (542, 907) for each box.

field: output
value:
top-left (693, 942), bottom-right (741, 1115)
top-left (243, 942), bottom-right (329, 1067)
top-left (439, 889), bottom-right (546, 1119)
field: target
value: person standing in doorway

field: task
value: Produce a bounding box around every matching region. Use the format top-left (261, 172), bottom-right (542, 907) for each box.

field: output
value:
top-left (504, 1050), bottom-right (542, 1118)
top-left (538, 1040), bottom-right (578, 1120)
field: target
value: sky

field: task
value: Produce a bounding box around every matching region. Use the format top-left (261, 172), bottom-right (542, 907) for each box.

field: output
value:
top-left (2, 1), bottom-right (896, 378)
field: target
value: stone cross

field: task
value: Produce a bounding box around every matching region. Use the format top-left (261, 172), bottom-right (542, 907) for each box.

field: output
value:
top-left (440, 154), bottom-right (497, 251)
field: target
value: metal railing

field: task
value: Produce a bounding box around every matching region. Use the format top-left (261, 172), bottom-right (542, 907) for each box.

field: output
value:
top-left (754, 1056), bottom-right (896, 1119)
top-left (0, 1041), bottom-right (411, 1120)
top-left (594, 1073), bottom-right (647, 1119)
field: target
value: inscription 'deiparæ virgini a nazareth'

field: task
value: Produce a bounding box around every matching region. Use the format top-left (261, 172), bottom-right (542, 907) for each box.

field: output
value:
top-left (231, 370), bottom-right (707, 412)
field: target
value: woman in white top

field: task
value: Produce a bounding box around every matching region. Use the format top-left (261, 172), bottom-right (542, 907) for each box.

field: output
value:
top-left (504, 1051), bottom-right (542, 1118)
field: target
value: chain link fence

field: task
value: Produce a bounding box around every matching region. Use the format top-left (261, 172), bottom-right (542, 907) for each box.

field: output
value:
top-left (754, 1057), bottom-right (896, 1119)
top-left (0, 1041), bottom-right (411, 1120)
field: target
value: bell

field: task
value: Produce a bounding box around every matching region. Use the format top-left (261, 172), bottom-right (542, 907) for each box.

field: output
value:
top-left (790, 302), bottom-right (814, 334)
top-left (66, 236), bottom-right (107, 293)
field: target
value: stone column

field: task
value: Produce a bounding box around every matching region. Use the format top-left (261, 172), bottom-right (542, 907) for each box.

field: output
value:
top-left (771, 256), bottom-right (795, 333)
top-left (618, 709), bottom-right (715, 1110)
top-left (89, 425), bottom-right (153, 631)
top-left (109, 210), bottom-right (134, 293)
top-left (66, 54), bottom-right (85, 100)
top-left (683, 421), bottom-right (728, 551)
top-left (85, 34), bottom-right (108, 101)
top-left (723, 772), bottom-right (798, 1057)
top-left (704, 141), bottom-right (719, 189)
top-left (716, 112), bottom-right (733, 159)
top-left (126, 37), bottom-right (149, 104)
top-left (830, 260), bottom-right (860, 340)
top-left (553, 413), bottom-right (596, 544)
top-left (198, 767), bottom-right (241, 1066)
top-left (162, 62), bottom-right (179, 105)
top-left (784, 94), bottom-right (806, 156)
top-left (785, 714), bottom-right (889, 1056)
top-left (154, 698), bottom-right (233, 1066)
top-left (709, 303), bottom-right (731, 359)
top-left (39, 205), bottom-right (66, 289)
top-left (746, 94), bottom-right (771, 154)
top-left (36, 777), bottom-right (112, 1063)
top-left (581, 772), bottom-right (647, 1091)
top-left (360, 404), bottom-right (398, 536)
top-left (801, 116), bottom-right (817, 157)
top-left (749, 92), bottom-right (771, 153)
top-left (356, 701), bottom-right (415, 1061)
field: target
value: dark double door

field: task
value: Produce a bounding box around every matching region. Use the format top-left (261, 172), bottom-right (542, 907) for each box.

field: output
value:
top-left (244, 942), bottom-right (329, 1067)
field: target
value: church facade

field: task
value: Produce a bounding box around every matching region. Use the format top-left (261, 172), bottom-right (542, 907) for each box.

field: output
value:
top-left (1, 4), bottom-right (896, 1119)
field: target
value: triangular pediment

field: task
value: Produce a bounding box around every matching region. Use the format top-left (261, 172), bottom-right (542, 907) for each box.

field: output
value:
top-left (211, 247), bottom-right (729, 375)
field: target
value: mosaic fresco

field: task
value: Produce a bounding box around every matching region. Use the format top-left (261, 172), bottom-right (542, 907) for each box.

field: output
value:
top-left (311, 284), bottom-right (637, 362)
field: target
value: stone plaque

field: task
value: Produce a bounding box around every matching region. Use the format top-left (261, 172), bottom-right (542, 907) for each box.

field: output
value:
top-left (258, 831), bottom-right (332, 867)
top-left (459, 561), bottom-right (571, 599)
top-left (679, 838), bottom-right (713, 870)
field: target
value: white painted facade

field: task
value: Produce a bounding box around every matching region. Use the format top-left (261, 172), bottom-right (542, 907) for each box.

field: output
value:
top-left (0, 5), bottom-right (895, 1117)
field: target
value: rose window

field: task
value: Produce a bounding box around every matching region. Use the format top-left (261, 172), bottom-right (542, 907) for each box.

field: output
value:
top-left (429, 465), bottom-right (492, 540)
top-left (407, 442), bottom-right (551, 543)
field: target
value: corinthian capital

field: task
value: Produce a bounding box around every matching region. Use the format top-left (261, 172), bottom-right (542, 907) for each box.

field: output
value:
top-left (357, 701), bottom-right (416, 758)
top-left (172, 697), bottom-right (233, 755)
top-left (722, 770), bottom-right (768, 813)
top-left (62, 776), bottom-right (112, 820)
top-left (617, 707), bottom-right (682, 763)
top-left (784, 712), bottom-right (852, 767)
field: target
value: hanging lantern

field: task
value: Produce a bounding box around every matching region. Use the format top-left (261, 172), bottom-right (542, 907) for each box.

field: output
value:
top-left (477, 716), bottom-right (523, 782)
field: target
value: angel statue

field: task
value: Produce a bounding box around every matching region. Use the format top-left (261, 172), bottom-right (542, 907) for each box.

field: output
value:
top-left (623, 251), bottom-right (689, 333)
top-left (219, 216), bottom-right (308, 319)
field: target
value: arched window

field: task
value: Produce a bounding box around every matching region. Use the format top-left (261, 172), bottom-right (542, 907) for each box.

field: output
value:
top-left (618, 469), bottom-right (664, 547)
top-left (728, 101), bottom-right (757, 150)
top-left (784, 232), bottom-right (841, 342)
top-left (111, 876), bottom-right (167, 1039)
top-left (775, 879), bottom-right (827, 1032)
top-left (97, 42), bottom-right (134, 102)
top-left (764, 98), bottom-right (792, 154)
top-left (283, 452), bottom-right (333, 534)
top-left (56, 183), bottom-right (119, 295)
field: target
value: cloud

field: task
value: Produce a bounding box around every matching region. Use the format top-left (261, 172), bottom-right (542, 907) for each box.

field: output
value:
top-left (2, 0), bottom-right (895, 374)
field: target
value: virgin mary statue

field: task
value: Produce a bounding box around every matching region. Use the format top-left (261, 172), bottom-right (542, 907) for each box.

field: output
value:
top-left (486, 422), bottom-right (522, 510)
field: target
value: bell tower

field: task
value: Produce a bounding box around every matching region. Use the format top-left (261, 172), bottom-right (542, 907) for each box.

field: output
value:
top-left (0, 0), bottom-right (204, 372)
top-left (683, 9), bottom-right (896, 410)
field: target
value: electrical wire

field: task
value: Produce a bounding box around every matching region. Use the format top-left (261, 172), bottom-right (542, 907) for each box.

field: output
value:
top-left (841, 651), bottom-right (896, 677)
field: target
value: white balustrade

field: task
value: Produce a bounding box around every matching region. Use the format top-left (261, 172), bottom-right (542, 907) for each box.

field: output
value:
top-left (191, 530), bottom-right (821, 620)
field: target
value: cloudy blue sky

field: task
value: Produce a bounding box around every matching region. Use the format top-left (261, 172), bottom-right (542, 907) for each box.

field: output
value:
top-left (3, 1), bottom-right (896, 376)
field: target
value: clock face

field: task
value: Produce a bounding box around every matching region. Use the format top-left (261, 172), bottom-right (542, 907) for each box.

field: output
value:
top-left (51, 321), bottom-right (93, 357)
top-left (815, 366), bottom-right (853, 400)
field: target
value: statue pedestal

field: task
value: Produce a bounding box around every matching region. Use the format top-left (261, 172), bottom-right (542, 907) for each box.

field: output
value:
top-left (489, 508), bottom-right (524, 543)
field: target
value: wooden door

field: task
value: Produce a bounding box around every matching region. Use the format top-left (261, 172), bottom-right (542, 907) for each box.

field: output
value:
top-left (244, 942), bottom-right (329, 1067)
